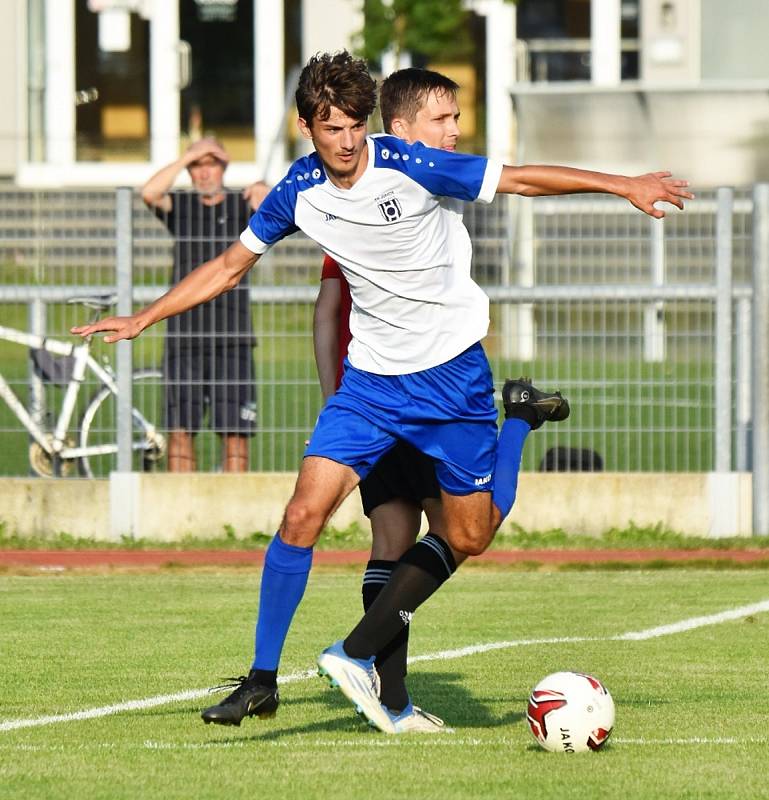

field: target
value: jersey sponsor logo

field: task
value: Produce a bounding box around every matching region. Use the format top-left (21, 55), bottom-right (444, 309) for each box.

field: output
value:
top-left (378, 197), bottom-right (403, 223)
top-left (474, 473), bottom-right (492, 486)
top-left (323, 212), bottom-right (338, 223)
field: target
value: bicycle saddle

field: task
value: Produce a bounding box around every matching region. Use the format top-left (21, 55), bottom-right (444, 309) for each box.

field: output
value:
top-left (66, 294), bottom-right (117, 311)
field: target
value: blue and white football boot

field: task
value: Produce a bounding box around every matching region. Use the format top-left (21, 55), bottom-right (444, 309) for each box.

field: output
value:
top-left (317, 640), bottom-right (396, 734)
top-left (387, 701), bottom-right (455, 734)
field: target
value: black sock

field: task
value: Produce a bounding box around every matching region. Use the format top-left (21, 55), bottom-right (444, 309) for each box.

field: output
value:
top-left (362, 559), bottom-right (396, 611)
top-left (248, 668), bottom-right (277, 688)
top-left (362, 559), bottom-right (410, 712)
top-left (505, 402), bottom-right (539, 429)
top-left (344, 533), bottom-right (456, 663)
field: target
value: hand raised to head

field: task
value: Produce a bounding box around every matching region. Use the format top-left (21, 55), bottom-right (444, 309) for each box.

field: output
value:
top-left (184, 137), bottom-right (229, 166)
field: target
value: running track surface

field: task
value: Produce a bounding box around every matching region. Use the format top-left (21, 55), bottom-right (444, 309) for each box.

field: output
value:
top-left (1, 548), bottom-right (768, 568)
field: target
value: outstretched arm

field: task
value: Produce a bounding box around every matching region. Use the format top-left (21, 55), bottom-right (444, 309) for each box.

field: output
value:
top-left (497, 165), bottom-right (693, 219)
top-left (71, 241), bottom-right (259, 343)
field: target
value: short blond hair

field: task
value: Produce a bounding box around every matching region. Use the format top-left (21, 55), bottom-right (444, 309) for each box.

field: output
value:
top-left (186, 137), bottom-right (229, 168)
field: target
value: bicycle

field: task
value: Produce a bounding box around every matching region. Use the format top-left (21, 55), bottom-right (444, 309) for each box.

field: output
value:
top-left (0, 295), bottom-right (166, 478)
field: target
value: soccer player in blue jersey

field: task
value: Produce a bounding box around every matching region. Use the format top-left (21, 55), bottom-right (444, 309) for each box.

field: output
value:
top-left (73, 51), bottom-right (692, 734)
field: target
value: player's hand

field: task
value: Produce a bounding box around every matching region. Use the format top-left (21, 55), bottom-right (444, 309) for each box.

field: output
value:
top-left (70, 315), bottom-right (144, 344)
top-left (242, 180), bottom-right (271, 211)
top-left (626, 171), bottom-right (694, 218)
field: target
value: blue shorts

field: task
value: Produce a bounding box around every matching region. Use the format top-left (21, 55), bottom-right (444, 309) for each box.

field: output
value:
top-left (305, 343), bottom-right (498, 496)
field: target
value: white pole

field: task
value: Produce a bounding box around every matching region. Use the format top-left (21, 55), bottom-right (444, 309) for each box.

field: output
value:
top-left (715, 187), bottom-right (734, 473)
top-left (735, 298), bottom-right (752, 471)
top-left (149, 0), bottom-right (179, 164)
top-left (483, 0), bottom-right (532, 359)
top-left (591, 0), bottom-right (621, 86)
top-left (643, 218), bottom-right (666, 362)
top-left (751, 184), bottom-right (769, 536)
top-left (485, 0), bottom-right (515, 163)
top-left (45, 0), bottom-right (75, 164)
top-left (115, 187), bottom-right (134, 474)
top-left (255, 0), bottom-right (285, 181)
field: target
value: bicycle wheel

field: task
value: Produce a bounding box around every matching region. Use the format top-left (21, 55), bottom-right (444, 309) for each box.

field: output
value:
top-left (78, 369), bottom-right (166, 478)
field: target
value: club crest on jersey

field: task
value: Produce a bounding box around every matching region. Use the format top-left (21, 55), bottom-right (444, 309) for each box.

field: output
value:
top-left (378, 197), bottom-right (403, 223)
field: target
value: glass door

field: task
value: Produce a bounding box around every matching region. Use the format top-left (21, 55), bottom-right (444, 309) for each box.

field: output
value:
top-left (75, 2), bottom-right (151, 162)
top-left (180, 0), bottom-right (255, 160)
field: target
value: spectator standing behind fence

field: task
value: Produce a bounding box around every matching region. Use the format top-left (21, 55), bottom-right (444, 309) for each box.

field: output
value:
top-left (141, 138), bottom-right (269, 472)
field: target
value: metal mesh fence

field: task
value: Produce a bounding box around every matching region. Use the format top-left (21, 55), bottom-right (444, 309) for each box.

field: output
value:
top-left (0, 186), bottom-right (753, 477)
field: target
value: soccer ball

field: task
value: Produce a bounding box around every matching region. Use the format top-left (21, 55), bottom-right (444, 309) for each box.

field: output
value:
top-left (526, 671), bottom-right (615, 753)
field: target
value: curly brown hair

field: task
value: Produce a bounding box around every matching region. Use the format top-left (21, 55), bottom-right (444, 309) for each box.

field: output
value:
top-left (295, 51), bottom-right (377, 126)
top-left (380, 68), bottom-right (459, 134)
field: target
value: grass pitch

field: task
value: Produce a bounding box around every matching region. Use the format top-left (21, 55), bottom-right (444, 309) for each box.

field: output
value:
top-left (1, 568), bottom-right (767, 800)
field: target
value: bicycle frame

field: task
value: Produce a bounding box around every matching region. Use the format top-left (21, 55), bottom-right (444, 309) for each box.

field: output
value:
top-left (0, 324), bottom-right (157, 460)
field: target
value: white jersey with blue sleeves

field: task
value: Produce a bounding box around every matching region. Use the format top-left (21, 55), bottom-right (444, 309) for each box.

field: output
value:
top-left (240, 134), bottom-right (503, 374)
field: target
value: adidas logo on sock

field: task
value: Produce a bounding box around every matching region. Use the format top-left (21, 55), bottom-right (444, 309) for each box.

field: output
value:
top-left (399, 610), bottom-right (413, 626)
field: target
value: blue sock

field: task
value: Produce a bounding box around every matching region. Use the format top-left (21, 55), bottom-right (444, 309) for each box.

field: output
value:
top-left (252, 534), bottom-right (313, 672)
top-left (492, 418), bottom-right (530, 521)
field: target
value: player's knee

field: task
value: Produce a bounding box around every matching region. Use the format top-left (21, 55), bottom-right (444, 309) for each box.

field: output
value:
top-left (446, 529), bottom-right (492, 557)
top-left (281, 500), bottom-right (322, 546)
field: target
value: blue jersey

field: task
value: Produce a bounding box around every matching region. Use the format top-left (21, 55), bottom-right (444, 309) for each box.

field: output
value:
top-left (240, 135), bottom-right (503, 374)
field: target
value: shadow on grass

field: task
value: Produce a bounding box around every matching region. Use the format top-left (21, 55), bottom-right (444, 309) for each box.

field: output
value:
top-left (189, 671), bottom-right (524, 741)
top-left (404, 672), bottom-right (524, 729)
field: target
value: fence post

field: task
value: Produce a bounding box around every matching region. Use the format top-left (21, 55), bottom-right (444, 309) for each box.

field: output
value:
top-left (735, 297), bottom-right (752, 471)
top-left (109, 186), bottom-right (138, 541)
top-left (504, 196), bottom-right (535, 361)
top-left (644, 217), bottom-right (665, 362)
top-left (715, 187), bottom-right (733, 473)
top-left (751, 183), bottom-right (769, 535)
top-left (27, 298), bottom-right (46, 432)
top-left (115, 187), bottom-right (133, 475)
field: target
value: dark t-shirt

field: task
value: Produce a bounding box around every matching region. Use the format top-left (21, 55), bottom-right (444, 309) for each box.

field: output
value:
top-left (155, 191), bottom-right (254, 344)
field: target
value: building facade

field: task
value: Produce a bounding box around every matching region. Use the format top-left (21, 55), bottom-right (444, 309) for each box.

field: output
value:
top-left (2, 0), bottom-right (769, 187)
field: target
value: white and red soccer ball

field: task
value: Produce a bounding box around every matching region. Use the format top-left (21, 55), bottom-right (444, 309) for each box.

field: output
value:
top-left (526, 671), bottom-right (615, 753)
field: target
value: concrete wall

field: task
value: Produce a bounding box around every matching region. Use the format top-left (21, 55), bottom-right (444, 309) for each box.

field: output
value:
top-left (301, 0), bottom-right (362, 60)
top-left (0, 472), bottom-right (754, 541)
top-left (701, 0), bottom-right (769, 80)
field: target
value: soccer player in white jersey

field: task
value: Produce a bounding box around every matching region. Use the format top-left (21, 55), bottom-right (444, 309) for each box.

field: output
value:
top-left (73, 51), bottom-right (692, 734)
top-left (313, 67), bottom-right (569, 734)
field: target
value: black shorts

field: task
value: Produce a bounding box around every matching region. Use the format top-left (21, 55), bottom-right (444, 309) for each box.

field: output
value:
top-left (164, 342), bottom-right (256, 436)
top-left (359, 440), bottom-right (441, 517)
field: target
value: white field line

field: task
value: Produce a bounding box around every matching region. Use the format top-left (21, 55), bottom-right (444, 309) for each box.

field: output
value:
top-left (4, 736), bottom-right (768, 752)
top-left (0, 670), bottom-right (315, 734)
top-left (1, 599), bottom-right (767, 734)
top-left (611, 736), bottom-right (769, 746)
top-left (612, 598), bottom-right (769, 641)
top-left (144, 734), bottom-right (768, 747)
